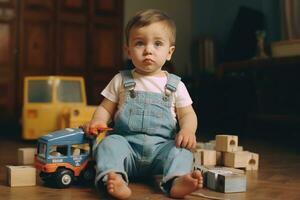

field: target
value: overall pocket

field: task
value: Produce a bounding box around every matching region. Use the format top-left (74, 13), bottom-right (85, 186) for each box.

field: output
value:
top-left (128, 106), bottom-right (163, 133)
top-left (128, 108), bottom-right (144, 132)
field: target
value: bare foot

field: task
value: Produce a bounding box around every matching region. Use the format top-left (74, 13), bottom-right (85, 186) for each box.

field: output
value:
top-left (106, 172), bottom-right (132, 199)
top-left (169, 170), bottom-right (203, 198)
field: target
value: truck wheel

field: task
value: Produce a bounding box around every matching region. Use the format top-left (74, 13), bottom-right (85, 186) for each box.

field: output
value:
top-left (80, 164), bottom-right (95, 184)
top-left (54, 168), bottom-right (74, 188)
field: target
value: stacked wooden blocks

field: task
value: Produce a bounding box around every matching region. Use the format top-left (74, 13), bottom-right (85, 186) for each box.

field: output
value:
top-left (6, 147), bottom-right (37, 187)
top-left (194, 134), bottom-right (259, 193)
top-left (215, 135), bottom-right (259, 170)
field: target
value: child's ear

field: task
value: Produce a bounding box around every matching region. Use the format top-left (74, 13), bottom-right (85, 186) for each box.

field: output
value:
top-left (124, 45), bottom-right (131, 59)
top-left (167, 46), bottom-right (175, 61)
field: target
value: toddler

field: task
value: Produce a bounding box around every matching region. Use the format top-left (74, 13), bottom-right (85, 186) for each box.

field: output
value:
top-left (85, 9), bottom-right (202, 199)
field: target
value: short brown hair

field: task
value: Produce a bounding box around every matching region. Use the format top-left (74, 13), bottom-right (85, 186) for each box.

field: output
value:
top-left (125, 9), bottom-right (176, 46)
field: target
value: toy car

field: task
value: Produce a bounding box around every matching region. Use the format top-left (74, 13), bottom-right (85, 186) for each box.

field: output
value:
top-left (35, 128), bottom-right (95, 188)
top-left (35, 126), bottom-right (112, 188)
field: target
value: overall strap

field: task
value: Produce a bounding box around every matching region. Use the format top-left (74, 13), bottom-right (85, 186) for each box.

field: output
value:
top-left (165, 73), bottom-right (181, 93)
top-left (120, 70), bottom-right (136, 89)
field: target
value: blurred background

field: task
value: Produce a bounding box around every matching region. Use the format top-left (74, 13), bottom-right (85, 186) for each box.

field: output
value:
top-left (1, 0), bottom-right (299, 141)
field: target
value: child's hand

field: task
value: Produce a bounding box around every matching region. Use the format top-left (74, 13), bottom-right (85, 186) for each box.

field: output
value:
top-left (175, 130), bottom-right (196, 150)
top-left (82, 121), bottom-right (108, 136)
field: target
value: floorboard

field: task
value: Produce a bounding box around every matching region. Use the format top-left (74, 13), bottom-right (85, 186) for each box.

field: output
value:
top-left (0, 136), bottom-right (300, 200)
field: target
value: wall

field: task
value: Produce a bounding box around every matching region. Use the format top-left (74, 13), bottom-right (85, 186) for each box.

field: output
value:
top-left (123, 0), bottom-right (282, 74)
top-left (124, 0), bottom-right (192, 75)
top-left (191, 0), bottom-right (281, 63)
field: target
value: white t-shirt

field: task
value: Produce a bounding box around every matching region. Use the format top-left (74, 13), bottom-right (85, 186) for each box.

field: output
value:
top-left (101, 70), bottom-right (193, 120)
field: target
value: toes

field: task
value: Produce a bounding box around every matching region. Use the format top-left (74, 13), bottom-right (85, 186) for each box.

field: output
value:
top-left (107, 185), bottom-right (114, 193)
top-left (107, 179), bottom-right (114, 186)
top-left (198, 177), bottom-right (203, 188)
top-left (108, 188), bottom-right (114, 193)
top-left (193, 170), bottom-right (202, 177)
top-left (108, 172), bottom-right (117, 180)
top-left (192, 170), bottom-right (203, 181)
top-left (198, 177), bottom-right (203, 183)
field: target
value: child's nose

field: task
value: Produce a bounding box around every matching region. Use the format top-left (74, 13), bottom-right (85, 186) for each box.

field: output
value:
top-left (143, 45), bottom-right (153, 55)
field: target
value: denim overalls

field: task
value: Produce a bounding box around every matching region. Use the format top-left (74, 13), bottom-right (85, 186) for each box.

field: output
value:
top-left (94, 70), bottom-right (193, 193)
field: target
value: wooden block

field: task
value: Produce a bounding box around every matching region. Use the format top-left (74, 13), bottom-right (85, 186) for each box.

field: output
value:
top-left (217, 172), bottom-right (246, 193)
top-left (224, 151), bottom-right (259, 170)
top-left (237, 146), bottom-right (243, 151)
top-left (195, 166), bottom-right (243, 174)
top-left (202, 150), bottom-right (216, 166)
top-left (197, 141), bottom-right (215, 150)
top-left (193, 149), bottom-right (202, 167)
top-left (204, 142), bottom-right (215, 150)
top-left (206, 167), bottom-right (246, 193)
top-left (215, 135), bottom-right (238, 152)
top-left (246, 153), bottom-right (259, 170)
top-left (18, 148), bottom-right (36, 165)
top-left (196, 142), bottom-right (205, 149)
top-left (208, 140), bottom-right (216, 144)
top-left (207, 170), bottom-right (218, 189)
top-left (216, 151), bottom-right (223, 166)
top-left (194, 149), bottom-right (216, 166)
top-left (224, 151), bottom-right (249, 168)
top-left (6, 165), bottom-right (36, 187)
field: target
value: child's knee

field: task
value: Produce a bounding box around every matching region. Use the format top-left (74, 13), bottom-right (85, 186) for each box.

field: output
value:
top-left (102, 134), bottom-right (127, 146)
top-left (169, 146), bottom-right (193, 160)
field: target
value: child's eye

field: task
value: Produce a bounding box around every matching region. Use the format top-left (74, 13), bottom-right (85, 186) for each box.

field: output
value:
top-left (154, 41), bottom-right (163, 47)
top-left (135, 41), bottom-right (144, 46)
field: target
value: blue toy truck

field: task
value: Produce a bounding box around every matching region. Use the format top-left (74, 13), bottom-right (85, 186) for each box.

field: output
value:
top-left (35, 128), bottom-right (96, 188)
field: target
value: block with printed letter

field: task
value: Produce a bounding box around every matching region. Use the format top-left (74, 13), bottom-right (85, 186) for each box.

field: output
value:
top-left (6, 165), bottom-right (36, 187)
top-left (18, 147), bottom-right (36, 165)
top-left (215, 135), bottom-right (238, 152)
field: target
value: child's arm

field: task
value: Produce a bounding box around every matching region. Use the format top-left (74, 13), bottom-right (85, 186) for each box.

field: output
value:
top-left (84, 98), bottom-right (117, 134)
top-left (175, 105), bottom-right (197, 150)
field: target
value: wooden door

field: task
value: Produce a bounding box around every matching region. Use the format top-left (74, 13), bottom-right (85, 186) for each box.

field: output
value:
top-left (17, 0), bottom-right (56, 110)
top-left (0, 0), bottom-right (124, 122)
top-left (56, 0), bottom-right (88, 76)
top-left (0, 0), bottom-right (17, 121)
top-left (17, 0), bottom-right (124, 108)
top-left (87, 0), bottom-right (123, 105)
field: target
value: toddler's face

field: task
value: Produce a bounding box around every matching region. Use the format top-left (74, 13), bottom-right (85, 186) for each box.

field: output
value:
top-left (126, 22), bottom-right (175, 76)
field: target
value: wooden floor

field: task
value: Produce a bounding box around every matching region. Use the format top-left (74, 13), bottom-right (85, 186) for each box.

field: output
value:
top-left (0, 135), bottom-right (300, 200)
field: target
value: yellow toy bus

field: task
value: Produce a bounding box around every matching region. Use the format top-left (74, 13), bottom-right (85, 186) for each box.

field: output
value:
top-left (22, 76), bottom-right (96, 140)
